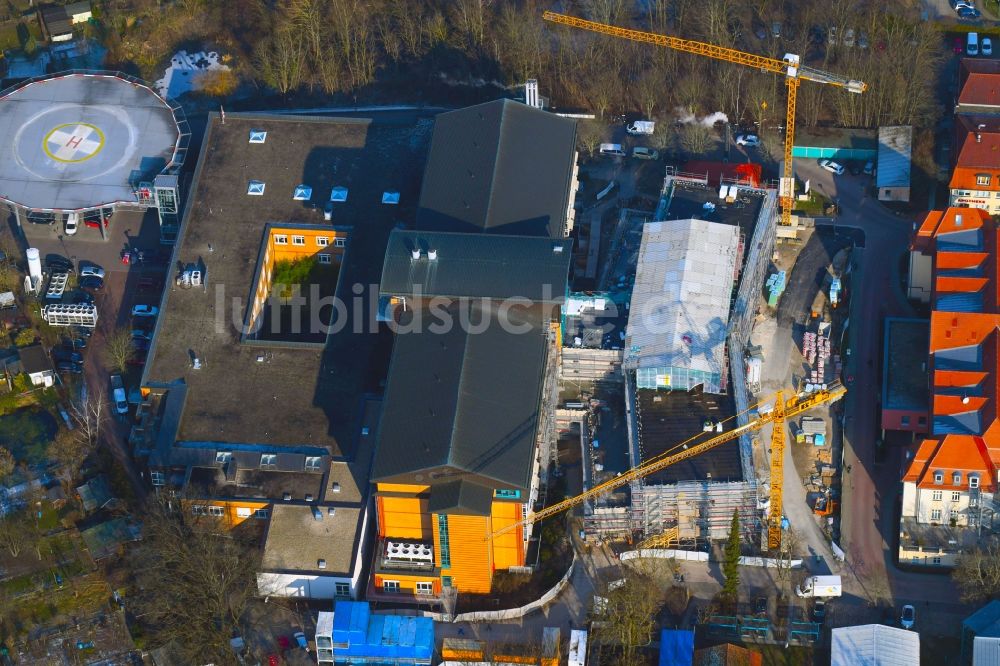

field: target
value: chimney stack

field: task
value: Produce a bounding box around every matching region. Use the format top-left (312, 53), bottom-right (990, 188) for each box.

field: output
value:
top-left (428, 248), bottom-right (438, 261)
top-left (410, 248), bottom-right (420, 260)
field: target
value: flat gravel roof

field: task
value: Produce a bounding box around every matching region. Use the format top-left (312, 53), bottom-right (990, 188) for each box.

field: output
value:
top-left (0, 73), bottom-right (181, 211)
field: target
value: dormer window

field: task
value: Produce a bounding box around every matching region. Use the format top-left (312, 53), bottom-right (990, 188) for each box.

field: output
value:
top-left (953, 472), bottom-right (963, 486)
top-left (934, 471), bottom-right (944, 485)
top-left (971, 475), bottom-right (980, 489)
top-left (977, 174), bottom-right (991, 186)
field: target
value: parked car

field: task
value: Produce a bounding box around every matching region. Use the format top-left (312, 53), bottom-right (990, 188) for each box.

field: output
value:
top-left (864, 160), bottom-right (875, 175)
top-left (56, 361), bottom-right (83, 374)
top-left (71, 291), bottom-right (94, 305)
top-left (900, 604), bottom-right (915, 629)
top-left (812, 600), bottom-right (827, 623)
top-left (843, 28), bottom-right (855, 47)
top-left (80, 265), bottom-right (105, 279)
top-left (960, 7), bottom-right (983, 20)
top-left (132, 317), bottom-right (155, 332)
top-left (110, 374), bottom-right (128, 415)
top-left (137, 276), bottom-right (161, 291)
top-left (954, 37), bottom-right (965, 53)
top-left (133, 338), bottom-right (151, 351)
top-left (632, 146), bottom-right (659, 160)
top-left (63, 337), bottom-right (87, 350)
top-left (131, 304), bottom-right (159, 317)
top-left (127, 352), bottom-right (147, 367)
top-left (131, 329), bottom-right (153, 341)
top-left (736, 134), bottom-right (760, 147)
top-left (73, 326), bottom-right (92, 339)
top-left (53, 349), bottom-right (83, 364)
top-left (65, 214), bottom-right (78, 236)
top-left (820, 159), bottom-right (846, 175)
top-left (79, 276), bottom-right (104, 292)
top-left (985, 37), bottom-right (994, 56)
top-left (752, 21), bottom-right (767, 40)
top-left (857, 31), bottom-right (869, 49)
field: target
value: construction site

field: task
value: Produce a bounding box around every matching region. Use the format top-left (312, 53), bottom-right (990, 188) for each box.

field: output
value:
top-left (559, 166), bottom-right (780, 549)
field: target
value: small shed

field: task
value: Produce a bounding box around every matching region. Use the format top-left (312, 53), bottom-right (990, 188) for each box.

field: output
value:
top-left (832, 624), bottom-right (919, 666)
top-left (18, 344), bottom-right (53, 387)
top-left (660, 629), bottom-right (695, 666)
top-left (877, 126), bottom-right (912, 203)
top-left (38, 4), bottom-right (74, 42)
top-left (77, 475), bottom-right (114, 512)
top-left (963, 601), bottom-right (1000, 664)
top-left (65, 1), bottom-right (93, 23)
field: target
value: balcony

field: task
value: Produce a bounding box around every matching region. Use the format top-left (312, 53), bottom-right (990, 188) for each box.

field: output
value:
top-left (366, 578), bottom-right (443, 605)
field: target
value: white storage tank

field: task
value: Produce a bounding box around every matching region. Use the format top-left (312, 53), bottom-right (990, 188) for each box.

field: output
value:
top-left (26, 248), bottom-right (41, 282)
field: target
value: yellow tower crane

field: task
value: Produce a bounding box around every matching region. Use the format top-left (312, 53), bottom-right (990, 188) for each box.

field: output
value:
top-left (542, 11), bottom-right (867, 227)
top-left (491, 384), bottom-right (846, 551)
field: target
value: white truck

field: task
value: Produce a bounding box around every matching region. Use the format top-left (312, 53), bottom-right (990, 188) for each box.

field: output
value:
top-left (110, 374), bottom-right (128, 415)
top-left (626, 120), bottom-right (655, 135)
top-left (796, 574), bottom-right (842, 598)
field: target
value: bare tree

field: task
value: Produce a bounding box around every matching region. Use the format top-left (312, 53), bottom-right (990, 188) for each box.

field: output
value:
top-left (679, 123), bottom-right (712, 154)
top-left (130, 497), bottom-right (261, 663)
top-left (0, 513), bottom-right (30, 557)
top-left (591, 573), bottom-right (661, 666)
top-left (954, 540), bottom-right (1000, 603)
top-left (0, 447), bottom-right (13, 480)
top-left (103, 328), bottom-right (134, 375)
top-left (577, 120), bottom-right (608, 157)
top-left (254, 26), bottom-right (307, 94)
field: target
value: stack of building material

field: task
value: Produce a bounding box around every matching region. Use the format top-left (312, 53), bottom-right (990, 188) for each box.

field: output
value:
top-left (766, 271), bottom-right (787, 307)
top-left (802, 332), bottom-right (832, 389)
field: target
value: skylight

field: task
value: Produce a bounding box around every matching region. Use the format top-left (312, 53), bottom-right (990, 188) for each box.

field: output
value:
top-left (330, 186), bottom-right (348, 202)
top-left (247, 180), bottom-right (266, 196)
top-left (382, 191), bottom-right (400, 205)
top-left (293, 184), bottom-right (312, 201)
top-left (249, 130), bottom-right (267, 144)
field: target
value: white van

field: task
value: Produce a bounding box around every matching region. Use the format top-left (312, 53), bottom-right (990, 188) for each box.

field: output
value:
top-left (599, 143), bottom-right (626, 157)
top-left (968, 32), bottom-right (980, 57)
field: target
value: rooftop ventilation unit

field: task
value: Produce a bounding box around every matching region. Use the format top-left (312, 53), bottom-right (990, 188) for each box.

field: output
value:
top-left (317, 558), bottom-right (327, 569)
top-left (330, 186), bottom-right (348, 202)
top-left (283, 492), bottom-right (292, 501)
top-left (247, 181), bottom-right (266, 196)
top-left (361, 427), bottom-right (369, 436)
top-left (382, 191), bottom-right (400, 205)
top-left (305, 493), bottom-right (314, 502)
top-left (553, 243), bottom-right (564, 254)
top-left (192, 356), bottom-right (202, 370)
top-left (249, 130), bottom-right (267, 144)
top-left (331, 482), bottom-right (341, 493)
top-left (312, 506), bottom-right (323, 521)
top-left (328, 507), bottom-right (337, 516)
top-left (428, 248), bottom-right (438, 261)
top-left (410, 248), bottom-right (421, 260)
top-left (293, 184), bottom-right (312, 201)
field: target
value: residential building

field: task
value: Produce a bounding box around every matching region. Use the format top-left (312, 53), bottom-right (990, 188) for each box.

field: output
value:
top-left (416, 98), bottom-right (579, 238)
top-left (440, 628), bottom-right (560, 666)
top-left (963, 601), bottom-right (1000, 665)
top-left (133, 112), bottom-right (425, 599)
top-left (17, 345), bottom-right (53, 387)
top-left (957, 59), bottom-right (1000, 116)
top-left (881, 318), bottom-right (930, 433)
top-left (831, 625), bottom-right (920, 666)
top-left (876, 126), bottom-right (912, 203)
top-left (315, 601), bottom-right (434, 666)
top-left (370, 230), bottom-right (571, 600)
top-left (900, 207), bottom-right (1000, 567)
top-left (949, 115), bottom-right (1000, 214)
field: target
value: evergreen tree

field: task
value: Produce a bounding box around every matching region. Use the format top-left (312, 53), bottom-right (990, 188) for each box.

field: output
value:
top-left (722, 509), bottom-right (741, 600)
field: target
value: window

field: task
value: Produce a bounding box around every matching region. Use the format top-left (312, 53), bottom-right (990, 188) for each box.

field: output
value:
top-left (933, 556), bottom-right (942, 565)
top-left (292, 235), bottom-right (306, 246)
top-left (192, 505), bottom-right (207, 516)
top-left (305, 456), bottom-right (322, 471)
top-left (150, 471), bottom-right (165, 486)
top-left (901, 416), bottom-right (910, 426)
top-left (934, 472), bottom-right (944, 485)
top-left (382, 580), bottom-right (400, 593)
top-left (208, 506), bottom-right (225, 517)
top-left (953, 492), bottom-right (962, 502)
top-left (293, 184), bottom-right (312, 201)
top-left (495, 489), bottom-right (521, 499)
top-left (247, 180), bottom-right (266, 196)
top-left (236, 507), bottom-right (252, 518)
top-left (216, 451), bottom-right (231, 464)
top-left (249, 129), bottom-right (267, 144)
top-left (438, 515), bottom-right (451, 568)
top-left (318, 253), bottom-right (332, 265)
top-left (335, 582), bottom-right (350, 597)
top-left (971, 475), bottom-right (981, 489)
top-left (954, 472), bottom-right (963, 485)
top-left (316, 237), bottom-right (330, 247)
top-left (442, 576), bottom-right (452, 588)
top-left (254, 508), bottom-right (269, 520)
top-left (274, 235), bottom-right (288, 246)
top-left (932, 490), bottom-right (942, 501)
top-left (334, 238), bottom-right (346, 248)
top-left (416, 581), bottom-right (434, 595)
top-left (918, 416), bottom-right (927, 426)
top-left (977, 174), bottom-right (991, 186)
top-left (931, 509), bottom-right (942, 522)
top-left (260, 454), bottom-right (277, 468)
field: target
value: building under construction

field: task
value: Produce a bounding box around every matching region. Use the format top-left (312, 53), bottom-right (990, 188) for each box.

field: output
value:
top-left (582, 168), bottom-right (777, 546)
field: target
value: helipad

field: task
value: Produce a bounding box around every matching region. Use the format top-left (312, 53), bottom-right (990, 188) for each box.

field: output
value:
top-left (0, 73), bottom-right (184, 212)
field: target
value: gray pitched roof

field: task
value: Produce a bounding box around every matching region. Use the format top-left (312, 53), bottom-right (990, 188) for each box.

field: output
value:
top-left (877, 125), bottom-right (912, 189)
top-left (372, 300), bottom-right (548, 492)
top-left (18, 345), bottom-right (51, 375)
top-left (427, 479), bottom-right (494, 516)
top-left (966, 601), bottom-right (1000, 637)
top-left (380, 230), bottom-right (572, 301)
top-left (416, 99), bottom-right (577, 239)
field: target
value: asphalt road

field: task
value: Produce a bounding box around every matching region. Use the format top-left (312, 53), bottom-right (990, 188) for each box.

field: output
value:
top-left (797, 162), bottom-right (971, 625)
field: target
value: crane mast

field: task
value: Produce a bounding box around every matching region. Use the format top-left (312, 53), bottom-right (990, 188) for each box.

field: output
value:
top-left (541, 12), bottom-right (866, 227)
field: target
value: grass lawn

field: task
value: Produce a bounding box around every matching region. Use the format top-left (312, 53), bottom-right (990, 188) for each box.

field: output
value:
top-left (0, 406), bottom-right (58, 462)
top-left (757, 644), bottom-right (822, 665)
top-left (792, 193), bottom-right (831, 217)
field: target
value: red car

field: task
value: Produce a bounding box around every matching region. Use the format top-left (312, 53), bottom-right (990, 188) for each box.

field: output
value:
top-left (955, 37), bottom-right (965, 54)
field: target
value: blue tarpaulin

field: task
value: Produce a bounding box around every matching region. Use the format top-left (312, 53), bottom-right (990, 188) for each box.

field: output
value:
top-left (659, 629), bottom-right (694, 666)
top-left (332, 601), bottom-right (433, 663)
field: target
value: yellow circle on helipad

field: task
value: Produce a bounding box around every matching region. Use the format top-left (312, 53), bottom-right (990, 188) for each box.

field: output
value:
top-left (43, 122), bottom-right (106, 163)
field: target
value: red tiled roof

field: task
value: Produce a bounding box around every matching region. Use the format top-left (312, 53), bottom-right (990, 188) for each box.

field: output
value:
top-left (938, 251), bottom-right (988, 270)
top-left (904, 436), bottom-right (995, 490)
top-left (959, 73), bottom-right (1000, 108)
top-left (950, 116), bottom-right (1000, 188)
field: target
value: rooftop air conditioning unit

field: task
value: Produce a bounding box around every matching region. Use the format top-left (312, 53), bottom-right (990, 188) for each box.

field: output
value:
top-left (318, 559), bottom-right (327, 569)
